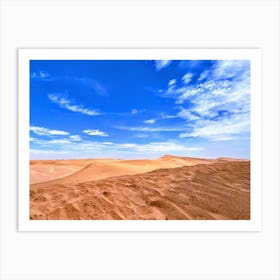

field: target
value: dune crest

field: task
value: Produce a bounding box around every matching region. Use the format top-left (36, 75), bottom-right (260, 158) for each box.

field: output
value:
top-left (30, 156), bottom-right (214, 185)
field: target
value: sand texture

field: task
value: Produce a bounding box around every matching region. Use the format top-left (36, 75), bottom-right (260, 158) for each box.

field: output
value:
top-left (30, 156), bottom-right (250, 220)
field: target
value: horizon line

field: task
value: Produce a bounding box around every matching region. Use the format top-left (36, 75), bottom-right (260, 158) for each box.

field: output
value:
top-left (29, 154), bottom-right (250, 161)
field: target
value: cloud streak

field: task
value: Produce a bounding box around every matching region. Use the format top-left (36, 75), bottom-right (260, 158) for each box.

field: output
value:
top-left (48, 94), bottom-right (100, 116)
top-left (144, 119), bottom-right (156, 124)
top-left (31, 71), bottom-right (50, 79)
top-left (115, 125), bottom-right (185, 132)
top-left (182, 73), bottom-right (193, 85)
top-left (69, 135), bottom-right (82, 141)
top-left (30, 135), bottom-right (202, 159)
top-left (75, 78), bottom-right (107, 96)
top-left (179, 114), bottom-right (250, 141)
top-left (30, 126), bottom-right (69, 136)
top-left (83, 129), bottom-right (108, 137)
top-left (154, 60), bottom-right (172, 71)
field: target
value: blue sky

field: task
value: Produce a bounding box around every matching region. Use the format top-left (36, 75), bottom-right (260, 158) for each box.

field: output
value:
top-left (30, 59), bottom-right (250, 159)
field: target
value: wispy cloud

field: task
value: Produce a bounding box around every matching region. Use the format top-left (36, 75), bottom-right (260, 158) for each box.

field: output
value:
top-left (198, 70), bottom-right (209, 81)
top-left (144, 119), bottom-right (156, 124)
top-left (141, 114), bottom-right (179, 125)
top-left (31, 71), bottom-right (50, 79)
top-left (212, 60), bottom-right (250, 80)
top-left (83, 129), bottom-right (108, 137)
top-left (30, 136), bottom-right (202, 159)
top-left (177, 107), bottom-right (200, 121)
top-left (115, 125), bottom-right (184, 132)
top-left (178, 60), bottom-right (206, 69)
top-left (75, 78), bottom-right (107, 96)
top-left (47, 139), bottom-right (73, 145)
top-left (131, 109), bottom-right (139, 115)
top-left (182, 73), bottom-right (193, 85)
top-left (160, 113), bottom-right (178, 119)
top-left (143, 114), bottom-right (178, 125)
top-left (116, 142), bottom-right (201, 153)
top-left (48, 94), bottom-right (100, 116)
top-left (179, 114), bottom-right (250, 141)
top-left (168, 79), bottom-right (176, 86)
top-left (154, 60), bottom-right (172, 71)
top-left (30, 126), bottom-right (69, 136)
top-left (30, 133), bottom-right (84, 145)
top-left (69, 135), bottom-right (82, 141)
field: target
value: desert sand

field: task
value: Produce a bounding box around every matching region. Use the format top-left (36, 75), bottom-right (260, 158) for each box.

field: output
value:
top-left (30, 155), bottom-right (250, 220)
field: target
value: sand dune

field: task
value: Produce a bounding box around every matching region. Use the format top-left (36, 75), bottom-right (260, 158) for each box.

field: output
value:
top-left (30, 156), bottom-right (250, 220)
top-left (30, 159), bottom-right (115, 184)
top-left (30, 155), bottom-right (215, 185)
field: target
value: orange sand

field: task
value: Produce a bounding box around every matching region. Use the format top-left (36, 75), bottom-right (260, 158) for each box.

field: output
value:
top-left (30, 155), bottom-right (250, 220)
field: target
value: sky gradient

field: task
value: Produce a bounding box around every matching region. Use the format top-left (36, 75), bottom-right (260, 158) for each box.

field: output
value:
top-left (30, 59), bottom-right (250, 159)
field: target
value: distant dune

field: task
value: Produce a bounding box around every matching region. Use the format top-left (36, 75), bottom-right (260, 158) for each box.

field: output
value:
top-left (30, 155), bottom-right (215, 185)
top-left (30, 155), bottom-right (250, 220)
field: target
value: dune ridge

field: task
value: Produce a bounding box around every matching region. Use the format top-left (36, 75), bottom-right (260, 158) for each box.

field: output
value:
top-left (30, 155), bottom-right (216, 185)
top-left (30, 156), bottom-right (250, 220)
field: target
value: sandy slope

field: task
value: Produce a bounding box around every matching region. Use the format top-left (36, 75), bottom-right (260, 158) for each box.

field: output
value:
top-left (30, 159), bottom-right (114, 184)
top-left (30, 155), bottom-right (215, 185)
top-left (30, 156), bottom-right (250, 220)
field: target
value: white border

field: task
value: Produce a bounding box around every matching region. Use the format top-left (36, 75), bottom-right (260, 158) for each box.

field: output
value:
top-left (18, 49), bottom-right (262, 231)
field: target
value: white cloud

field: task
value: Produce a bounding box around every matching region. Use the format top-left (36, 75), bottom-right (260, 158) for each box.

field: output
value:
top-left (177, 80), bottom-right (236, 116)
top-left (48, 94), bottom-right (100, 116)
top-left (168, 79), bottom-right (176, 86)
top-left (179, 113), bottom-right (250, 141)
top-left (131, 109), bottom-right (139, 115)
top-left (177, 108), bottom-right (200, 121)
top-left (69, 135), bottom-right (82, 141)
top-left (48, 139), bottom-right (72, 145)
top-left (83, 129), bottom-right (108, 137)
top-left (144, 119), bottom-right (156, 124)
top-left (117, 142), bottom-right (201, 153)
top-left (31, 71), bottom-right (50, 79)
top-left (160, 114), bottom-right (178, 119)
top-left (155, 60), bottom-right (172, 71)
top-left (30, 126), bottom-right (69, 136)
top-left (212, 60), bottom-right (250, 80)
top-left (161, 60), bottom-right (250, 142)
top-left (175, 87), bottom-right (201, 104)
top-left (30, 138), bottom-right (202, 160)
top-left (182, 73), bottom-right (193, 85)
top-left (30, 134), bottom-right (85, 147)
top-left (198, 70), bottom-right (210, 81)
top-left (115, 125), bottom-right (184, 132)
